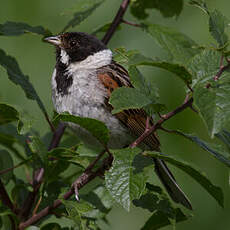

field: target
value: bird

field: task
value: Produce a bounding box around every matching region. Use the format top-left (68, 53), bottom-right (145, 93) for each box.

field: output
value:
top-left (44, 32), bottom-right (192, 210)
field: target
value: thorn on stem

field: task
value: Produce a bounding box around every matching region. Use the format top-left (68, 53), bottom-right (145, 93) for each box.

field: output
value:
top-left (73, 183), bottom-right (79, 202)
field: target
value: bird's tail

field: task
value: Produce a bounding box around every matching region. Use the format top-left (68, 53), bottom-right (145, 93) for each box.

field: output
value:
top-left (154, 158), bottom-right (192, 210)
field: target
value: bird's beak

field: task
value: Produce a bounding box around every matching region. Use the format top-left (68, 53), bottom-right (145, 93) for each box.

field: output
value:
top-left (44, 35), bottom-right (62, 46)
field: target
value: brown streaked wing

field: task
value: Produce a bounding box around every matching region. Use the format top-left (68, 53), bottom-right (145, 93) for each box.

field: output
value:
top-left (97, 62), bottom-right (160, 150)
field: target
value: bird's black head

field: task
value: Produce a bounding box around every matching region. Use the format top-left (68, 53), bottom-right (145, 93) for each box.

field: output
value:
top-left (44, 32), bottom-right (107, 63)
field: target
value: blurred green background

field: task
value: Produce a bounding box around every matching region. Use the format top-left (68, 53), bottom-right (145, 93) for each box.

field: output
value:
top-left (1, 0), bottom-right (230, 229)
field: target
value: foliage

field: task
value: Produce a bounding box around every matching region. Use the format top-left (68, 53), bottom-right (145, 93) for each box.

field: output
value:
top-left (0, 0), bottom-right (230, 229)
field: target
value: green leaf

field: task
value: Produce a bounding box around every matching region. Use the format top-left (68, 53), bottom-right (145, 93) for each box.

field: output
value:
top-left (0, 49), bottom-right (48, 118)
top-left (130, 0), bottom-right (183, 19)
top-left (41, 223), bottom-right (62, 230)
top-left (0, 104), bottom-right (19, 125)
top-left (133, 183), bottom-right (174, 214)
top-left (145, 151), bottom-right (224, 207)
top-left (82, 185), bottom-right (113, 214)
top-left (1, 216), bottom-right (13, 230)
top-left (194, 81), bottom-right (230, 137)
top-left (27, 136), bottom-right (47, 164)
top-left (53, 113), bottom-right (109, 145)
top-left (26, 227), bottom-right (40, 230)
top-left (128, 66), bottom-right (166, 115)
top-left (188, 49), bottom-right (230, 136)
top-left (17, 109), bottom-right (35, 135)
top-left (0, 133), bottom-right (17, 152)
top-left (189, 2), bottom-right (229, 48)
top-left (105, 148), bottom-right (146, 211)
top-left (141, 208), bottom-right (188, 230)
top-left (180, 132), bottom-right (230, 168)
top-left (114, 48), bottom-right (193, 84)
top-left (144, 23), bottom-right (199, 64)
top-left (129, 54), bottom-right (193, 84)
top-left (61, 199), bottom-right (95, 227)
top-left (0, 21), bottom-right (51, 36)
top-left (0, 124), bottom-right (27, 160)
top-left (209, 10), bottom-right (229, 47)
top-left (48, 147), bottom-right (89, 169)
top-left (62, 0), bottom-right (104, 32)
top-left (109, 87), bottom-right (152, 114)
top-left (0, 150), bottom-right (14, 184)
top-left (215, 129), bottom-right (230, 151)
top-left (76, 143), bottom-right (104, 157)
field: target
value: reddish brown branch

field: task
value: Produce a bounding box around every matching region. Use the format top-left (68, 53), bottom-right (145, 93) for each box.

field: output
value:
top-left (102, 0), bottom-right (130, 44)
top-left (206, 55), bottom-right (230, 88)
top-left (19, 155), bottom-right (112, 230)
top-left (48, 123), bottom-right (66, 151)
top-left (44, 112), bottom-right (55, 133)
top-left (213, 62), bottom-right (230, 81)
top-left (130, 97), bottom-right (194, 148)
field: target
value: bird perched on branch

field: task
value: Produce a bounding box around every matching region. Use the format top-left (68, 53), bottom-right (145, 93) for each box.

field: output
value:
top-left (44, 32), bottom-right (192, 210)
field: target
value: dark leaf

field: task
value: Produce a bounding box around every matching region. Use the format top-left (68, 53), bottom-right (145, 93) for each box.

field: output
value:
top-left (0, 150), bottom-right (14, 184)
top-left (215, 129), bottom-right (230, 151)
top-left (48, 147), bottom-right (88, 169)
top-left (130, 0), bottom-right (183, 19)
top-left (41, 223), bottom-right (62, 230)
top-left (0, 124), bottom-right (27, 160)
top-left (62, 0), bottom-right (104, 32)
top-left (53, 113), bottom-right (109, 145)
top-left (145, 151), bottom-right (224, 207)
top-left (0, 104), bottom-right (19, 125)
top-left (181, 132), bottom-right (230, 168)
top-left (11, 179), bottom-right (30, 207)
top-left (0, 21), bottom-right (51, 36)
top-left (189, 0), bottom-right (208, 14)
top-left (0, 49), bottom-right (48, 117)
top-left (141, 208), bottom-right (188, 230)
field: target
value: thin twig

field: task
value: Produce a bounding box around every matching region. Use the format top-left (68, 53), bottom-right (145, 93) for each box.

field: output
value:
top-left (102, 0), bottom-right (130, 45)
top-left (213, 62), bottom-right (230, 81)
top-left (0, 157), bottom-right (32, 176)
top-left (48, 123), bottom-right (66, 151)
top-left (121, 19), bottom-right (142, 27)
top-left (212, 55), bottom-right (230, 82)
top-left (32, 196), bottom-right (42, 216)
top-left (44, 112), bottom-right (55, 133)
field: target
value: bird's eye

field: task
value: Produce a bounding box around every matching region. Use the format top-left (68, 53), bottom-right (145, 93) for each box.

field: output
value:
top-left (69, 40), bottom-right (76, 47)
